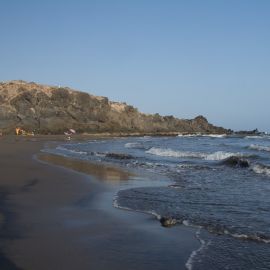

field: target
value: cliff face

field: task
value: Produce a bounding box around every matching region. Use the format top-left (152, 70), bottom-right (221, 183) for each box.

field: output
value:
top-left (0, 81), bottom-right (229, 135)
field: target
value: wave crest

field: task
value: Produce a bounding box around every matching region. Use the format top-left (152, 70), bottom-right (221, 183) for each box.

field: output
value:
top-left (124, 142), bottom-right (146, 149)
top-left (178, 134), bottom-right (226, 138)
top-left (245, 135), bottom-right (270, 139)
top-left (146, 147), bottom-right (205, 159)
top-left (146, 147), bottom-right (243, 161)
top-left (249, 144), bottom-right (270, 152)
top-left (205, 151), bottom-right (240, 161)
top-left (252, 164), bottom-right (270, 176)
top-left (56, 146), bottom-right (87, 155)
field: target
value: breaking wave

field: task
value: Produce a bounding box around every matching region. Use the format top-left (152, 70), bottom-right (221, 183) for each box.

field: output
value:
top-left (146, 147), bottom-right (205, 158)
top-left (177, 134), bottom-right (199, 137)
top-left (178, 134), bottom-right (227, 138)
top-left (124, 142), bottom-right (146, 149)
top-left (245, 135), bottom-right (270, 139)
top-left (249, 144), bottom-right (270, 152)
top-left (55, 146), bottom-right (88, 155)
top-left (146, 147), bottom-right (244, 161)
top-left (115, 188), bottom-right (270, 245)
top-left (202, 134), bottom-right (227, 138)
top-left (252, 164), bottom-right (270, 176)
top-left (182, 219), bottom-right (270, 244)
top-left (205, 151), bottom-right (241, 161)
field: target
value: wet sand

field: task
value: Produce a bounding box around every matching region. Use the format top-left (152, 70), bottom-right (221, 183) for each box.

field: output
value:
top-left (0, 135), bottom-right (199, 270)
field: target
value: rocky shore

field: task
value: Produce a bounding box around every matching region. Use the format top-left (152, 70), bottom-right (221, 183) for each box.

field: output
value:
top-left (0, 80), bottom-right (229, 135)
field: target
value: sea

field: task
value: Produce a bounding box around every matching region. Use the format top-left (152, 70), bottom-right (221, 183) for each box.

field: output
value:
top-left (45, 134), bottom-right (270, 270)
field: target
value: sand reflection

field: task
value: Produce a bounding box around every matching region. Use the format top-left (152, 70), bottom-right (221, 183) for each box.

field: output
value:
top-left (38, 153), bottom-right (132, 183)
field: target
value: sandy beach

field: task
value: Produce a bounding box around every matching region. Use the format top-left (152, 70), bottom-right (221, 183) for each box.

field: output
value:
top-left (0, 136), bottom-right (199, 270)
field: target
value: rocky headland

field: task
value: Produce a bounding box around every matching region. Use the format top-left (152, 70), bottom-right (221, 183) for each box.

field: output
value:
top-left (0, 80), bottom-right (229, 135)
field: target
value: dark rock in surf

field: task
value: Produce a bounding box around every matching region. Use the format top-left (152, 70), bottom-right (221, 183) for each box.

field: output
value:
top-left (234, 128), bottom-right (261, 136)
top-left (222, 156), bottom-right (249, 168)
top-left (160, 216), bottom-right (177, 227)
top-left (105, 153), bottom-right (134, 160)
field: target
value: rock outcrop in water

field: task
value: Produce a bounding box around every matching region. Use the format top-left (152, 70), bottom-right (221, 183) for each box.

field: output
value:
top-left (0, 80), bottom-right (229, 135)
top-left (105, 153), bottom-right (134, 160)
top-left (159, 216), bottom-right (177, 227)
top-left (222, 156), bottom-right (250, 168)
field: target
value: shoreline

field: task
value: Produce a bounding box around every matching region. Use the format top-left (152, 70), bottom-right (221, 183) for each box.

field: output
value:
top-left (0, 130), bottom-right (231, 138)
top-left (0, 136), bottom-right (199, 270)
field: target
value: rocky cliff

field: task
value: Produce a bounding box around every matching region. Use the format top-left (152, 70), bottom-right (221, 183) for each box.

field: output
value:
top-left (0, 80), bottom-right (229, 135)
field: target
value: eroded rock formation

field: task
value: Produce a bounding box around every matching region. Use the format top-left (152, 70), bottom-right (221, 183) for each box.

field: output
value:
top-left (0, 80), bottom-right (229, 135)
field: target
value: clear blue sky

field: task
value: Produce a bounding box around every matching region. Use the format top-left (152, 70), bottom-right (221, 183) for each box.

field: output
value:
top-left (1, 0), bottom-right (269, 132)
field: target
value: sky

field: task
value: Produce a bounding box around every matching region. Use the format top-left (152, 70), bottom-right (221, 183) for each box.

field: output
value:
top-left (0, 0), bottom-right (269, 132)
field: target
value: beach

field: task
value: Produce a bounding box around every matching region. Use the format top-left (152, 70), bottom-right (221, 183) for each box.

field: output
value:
top-left (0, 136), bottom-right (199, 270)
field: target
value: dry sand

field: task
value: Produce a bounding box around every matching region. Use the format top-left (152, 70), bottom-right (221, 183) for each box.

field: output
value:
top-left (0, 135), bottom-right (199, 270)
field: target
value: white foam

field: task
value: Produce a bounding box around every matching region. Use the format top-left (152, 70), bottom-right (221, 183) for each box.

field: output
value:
top-left (146, 147), bottom-right (241, 161)
top-left (178, 134), bottom-right (226, 138)
top-left (245, 135), bottom-right (268, 139)
top-left (178, 134), bottom-right (201, 137)
top-left (177, 164), bottom-right (195, 169)
top-left (124, 142), bottom-right (144, 149)
top-left (204, 151), bottom-right (240, 161)
top-left (202, 134), bottom-right (227, 138)
top-left (185, 229), bottom-right (210, 270)
top-left (182, 220), bottom-right (191, 226)
top-left (113, 195), bottom-right (161, 220)
top-left (223, 230), bottom-right (270, 244)
top-left (249, 144), bottom-right (270, 152)
top-left (252, 164), bottom-right (270, 176)
top-left (56, 146), bottom-right (87, 155)
top-left (95, 152), bottom-right (106, 157)
top-left (146, 147), bottom-right (205, 159)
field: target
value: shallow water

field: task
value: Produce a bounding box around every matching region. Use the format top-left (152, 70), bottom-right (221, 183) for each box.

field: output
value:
top-left (45, 135), bottom-right (270, 269)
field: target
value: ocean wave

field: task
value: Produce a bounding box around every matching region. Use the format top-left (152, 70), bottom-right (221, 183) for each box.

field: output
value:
top-left (204, 151), bottom-right (241, 161)
top-left (116, 193), bottom-right (270, 245)
top-left (206, 224), bottom-right (270, 243)
top-left (202, 134), bottom-right (227, 138)
top-left (146, 147), bottom-right (205, 158)
top-left (115, 191), bottom-right (270, 246)
top-left (185, 229), bottom-right (210, 270)
top-left (249, 144), bottom-right (270, 152)
top-left (245, 135), bottom-right (270, 139)
top-left (146, 147), bottom-right (243, 161)
top-left (113, 195), bottom-right (161, 220)
top-left (178, 134), bottom-right (227, 138)
top-left (177, 164), bottom-right (214, 170)
top-left (224, 231), bottom-right (270, 244)
top-left (142, 136), bottom-right (152, 139)
top-left (178, 134), bottom-right (200, 137)
top-left (95, 152), bottom-right (106, 157)
top-left (56, 146), bottom-right (88, 155)
top-left (178, 217), bottom-right (270, 244)
top-left (168, 184), bottom-right (182, 189)
top-left (252, 164), bottom-right (270, 176)
top-left (124, 142), bottom-right (146, 149)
